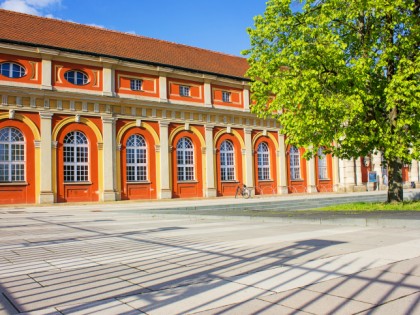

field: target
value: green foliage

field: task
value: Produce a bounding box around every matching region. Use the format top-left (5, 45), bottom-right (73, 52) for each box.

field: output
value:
top-left (244, 0), bottom-right (420, 163)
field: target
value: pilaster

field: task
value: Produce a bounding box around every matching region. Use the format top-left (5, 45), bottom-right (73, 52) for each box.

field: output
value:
top-left (332, 155), bottom-right (340, 192)
top-left (159, 75), bottom-right (168, 102)
top-left (244, 128), bottom-right (254, 195)
top-left (41, 59), bottom-right (52, 90)
top-left (205, 125), bottom-right (216, 197)
top-left (39, 112), bottom-right (54, 203)
top-left (243, 87), bottom-right (250, 112)
top-left (159, 120), bottom-right (172, 199)
top-left (204, 82), bottom-right (212, 107)
top-left (277, 133), bottom-right (288, 194)
top-left (306, 157), bottom-right (317, 193)
top-left (101, 117), bottom-right (117, 201)
top-left (102, 66), bottom-right (114, 97)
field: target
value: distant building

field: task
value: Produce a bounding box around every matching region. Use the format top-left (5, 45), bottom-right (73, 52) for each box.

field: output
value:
top-left (0, 10), bottom-right (418, 204)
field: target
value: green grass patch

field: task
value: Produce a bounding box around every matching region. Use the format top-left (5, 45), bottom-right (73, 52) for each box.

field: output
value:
top-left (315, 201), bottom-right (420, 211)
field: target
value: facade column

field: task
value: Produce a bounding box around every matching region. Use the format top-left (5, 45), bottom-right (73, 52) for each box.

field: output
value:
top-left (354, 157), bottom-right (365, 190)
top-left (244, 128), bottom-right (254, 194)
top-left (39, 112), bottom-right (54, 203)
top-left (41, 59), bottom-right (52, 90)
top-left (102, 117), bottom-right (117, 201)
top-left (204, 81), bottom-right (212, 107)
top-left (243, 87), bottom-right (250, 112)
top-left (338, 158), bottom-right (356, 192)
top-left (333, 155), bottom-right (340, 192)
top-left (306, 157), bottom-right (317, 193)
top-left (205, 125), bottom-right (216, 197)
top-left (159, 120), bottom-right (172, 199)
top-left (372, 152), bottom-right (383, 190)
top-left (277, 133), bottom-right (288, 194)
top-left (159, 75), bottom-right (168, 102)
top-left (102, 66), bottom-right (114, 97)
top-left (410, 159), bottom-right (419, 186)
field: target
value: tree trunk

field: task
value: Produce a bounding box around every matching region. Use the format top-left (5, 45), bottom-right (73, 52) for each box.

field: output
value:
top-left (388, 159), bottom-right (403, 203)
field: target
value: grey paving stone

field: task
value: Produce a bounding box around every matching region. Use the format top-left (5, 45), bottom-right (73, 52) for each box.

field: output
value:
top-left (357, 292), bottom-right (420, 315)
top-left (118, 280), bottom-right (269, 315)
top-left (57, 298), bottom-right (145, 315)
top-left (373, 256), bottom-right (420, 277)
top-left (303, 269), bottom-right (420, 305)
top-left (189, 299), bottom-right (309, 315)
top-left (260, 288), bottom-right (373, 315)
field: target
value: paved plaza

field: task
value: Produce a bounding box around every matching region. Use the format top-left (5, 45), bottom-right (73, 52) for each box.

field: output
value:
top-left (0, 202), bottom-right (419, 314)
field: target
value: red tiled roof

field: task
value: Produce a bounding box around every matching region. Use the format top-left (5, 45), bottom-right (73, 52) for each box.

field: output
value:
top-left (0, 9), bottom-right (250, 80)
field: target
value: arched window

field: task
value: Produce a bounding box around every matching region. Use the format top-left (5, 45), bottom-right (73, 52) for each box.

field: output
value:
top-left (126, 134), bottom-right (147, 181)
top-left (177, 137), bottom-right (194, 181)
top-left (63, 131), bottom-right (89, 182)
top-left (0, 62), bottom-right (26, 78)
top-left (289, 146), bottom-right (301, 180)
top-left (317, 147), bottom-right (328, 179)
top-left (64, 70), bottom-right (89, 85)
top-left (220, 140), bottom-right (235, 181)
top-left (257, 142), bottom-right (270, 180)
top-left (0, 127), bottom-right (25, 182)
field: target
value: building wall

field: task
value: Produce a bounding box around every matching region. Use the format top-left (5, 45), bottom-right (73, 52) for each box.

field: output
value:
top-left (1, 44), bottom-right (416, 205)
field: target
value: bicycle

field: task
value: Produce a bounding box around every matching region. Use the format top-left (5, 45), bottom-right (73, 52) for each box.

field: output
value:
top-left (235, 184), bottom-right (251, 199)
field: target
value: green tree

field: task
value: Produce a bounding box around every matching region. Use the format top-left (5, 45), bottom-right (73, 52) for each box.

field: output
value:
top-left (244, 0), bottom-right (419, 202)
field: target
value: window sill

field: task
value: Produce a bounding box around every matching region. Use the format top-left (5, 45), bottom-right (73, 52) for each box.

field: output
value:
top-left (177, 180), bottom-right (198, 183)
top-left (64, 181), bottom-right (92, 185)
top-left (291, 179), bottom-right (304, 182)
top-left (221, 180), bottom-right (239, 183)
top-left (258, 179), bottom-right (273, 182)
top-left (318, 178), bottom-right (331, 181)
top-left (127, 181), bottom-right (151, 184)
top-left (0, 182), bottom-right (28, 186)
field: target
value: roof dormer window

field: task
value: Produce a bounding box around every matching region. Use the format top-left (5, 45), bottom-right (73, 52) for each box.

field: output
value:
top-left (64, 70), bottom-right (89, 85)
top-left (0, 62), bottom-right (26, 78)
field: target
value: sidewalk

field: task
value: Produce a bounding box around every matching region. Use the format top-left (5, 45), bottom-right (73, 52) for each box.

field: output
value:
top-left (2, 188), bottom-right (420, 228)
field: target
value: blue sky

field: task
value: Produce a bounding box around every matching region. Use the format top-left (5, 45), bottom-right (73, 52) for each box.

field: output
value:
top-left (0, 0), bottom-right (268, 56)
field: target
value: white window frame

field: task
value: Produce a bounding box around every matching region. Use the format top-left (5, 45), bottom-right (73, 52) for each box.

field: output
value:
top-left (220, 140), bottom-right (235, 181)
top-left (222, 91), bottom-right (231, 103)
top-left (130, 79), bottom-right (142, 91)
top-left (0, 127), bottom-right (25, 182)
top-left (317, 148), bottom-right (328, 179)
top-left (257, 142), bottom-right (270, 180)
top-left (289, 146), bottom-right (301, 180)
top-left (0, 62), bottom-right (26, 78)
top-left (64, 70), bottom-right (89, 85)
top-left (177, 137), bottom-right (195, 181)
top-left (179, 85), bottom-right (190, 97)
top-left (63, 131), bottom-right (89, 182)
top-left (126, 134), bottom-right (147, 182)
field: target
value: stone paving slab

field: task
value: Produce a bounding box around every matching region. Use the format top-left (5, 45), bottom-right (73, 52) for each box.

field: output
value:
top-left (260, 288), bottom-right (373, 315)
top-left (357, 292), bottom-right (420, 315)
top-left (1, 208), bottom-right (420, 314)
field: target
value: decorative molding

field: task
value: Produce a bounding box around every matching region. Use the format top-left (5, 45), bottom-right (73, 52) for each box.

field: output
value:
top-left (70, 100), bottom-right (75, 111)
top-left (52, 141), bottom-right (58, 149)
top-left (75, 114), bottom-right (81, 123)
top-left (34, 140), bottom-right (41, 148)
top-left (97, 142), bottom-right (104, 150)
top-left (244, 128), bottom-right (252, 134)
top-left (185, 122), bottom-right (190, 131)
top-left (8, 109), bottom-right (15, 119)
top-left (226, 126), bottom-right (232, 134)
top-left (262, 129), bottom-right (267, 136)
top-left (102, 117), bottom-right (116, 124)
top-left (57, 99), bottom-right (63, 110)
top-left (159, 120), bottom-right (170, 127)
top-left (16, 96), bottom-right (23, 107)
top-left (136, 119), bottom-right (142, 127)
top-left (241, 149), bottom-right (246, 155)
top-left (82, 101), bottom-right (88, 112)
top-left (155, 145), bottom-right (160, 152)
top-left (205, 125), bottom-right (214, 132)
top-left (94, 103), bottom-right (99, 113)
top-left (106, 104), bottom-right (112, 114)
top-left (141, 108), bottom-right (146, 117)
top-left (39, 112), bottom-right (54, 120)
top-left (2, 95), bottom-right (7, 106)
top-left (117, 143), bottom-right (122, 151)
top-left (201, 147), bottom-right (206, 154)
top-left (152, 108), bottom-right (157, 118)
top-left (44, 98), bottom-right (50, 109)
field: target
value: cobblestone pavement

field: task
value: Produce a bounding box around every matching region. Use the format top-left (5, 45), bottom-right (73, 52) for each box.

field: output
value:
top-left (0, 207), bottom-right (419, 314)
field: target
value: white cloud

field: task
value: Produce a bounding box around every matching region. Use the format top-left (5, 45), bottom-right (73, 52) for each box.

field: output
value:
top-left (0, 0), bottom-right (60, 15)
